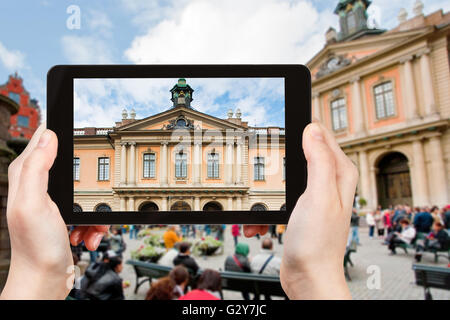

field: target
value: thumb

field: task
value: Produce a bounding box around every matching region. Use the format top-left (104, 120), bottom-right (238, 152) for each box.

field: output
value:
top-left (302, 123), bottom-right (337, 196)
top-left (16, 129), bottom-right (58, 200)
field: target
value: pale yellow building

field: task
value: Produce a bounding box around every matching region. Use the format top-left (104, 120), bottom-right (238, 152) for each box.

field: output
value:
top-left (74, 79), bottom-right (286, 212)
top-left (308, 0), bottom-right (449, 210)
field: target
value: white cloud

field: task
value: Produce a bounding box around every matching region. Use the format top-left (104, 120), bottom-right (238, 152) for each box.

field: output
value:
top-left (61, 35), bottom-right (113, 64)
top-left (124, 0), bottom-right (334, 64)
top-left (0, 41), bottom-right (26, 71)
top-left (87, 9), bottom-right (113, 37)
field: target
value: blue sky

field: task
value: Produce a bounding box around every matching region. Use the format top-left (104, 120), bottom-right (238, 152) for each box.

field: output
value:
top-left (1, 0), bottom-right (448, 124)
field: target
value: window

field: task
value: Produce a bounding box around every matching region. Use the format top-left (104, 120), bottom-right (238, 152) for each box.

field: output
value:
top-left (17, 115), bottom-right (29, 128)
top-left (254, 156), bottom-right (265, 181)
top-left (95, 204), bottom-right (111, 212)
top-left (251, 203), bottom-right (267, 211)
top-left (175, 152), bottom-right (187, 178)
top-left (374, 81), bottom-right (395, 119)
top-left (8, 92), bottom-right (20, 104)
top-left (347, 11), bottom-right (356, 33)
top-left (283, 157), bottom-right (286, 181)
top-left (207, 152), bottom-right (219, 178)
top-left (143, 153), bottom-right (156, 178)
top-left (73, 204), bottom-right (83, 213)
top-left (98, 157), bottom-right (109, 181)
top-left (73, 157), bottom-right (80, 181)
top-left (331, 98), bottom-right (347, 131)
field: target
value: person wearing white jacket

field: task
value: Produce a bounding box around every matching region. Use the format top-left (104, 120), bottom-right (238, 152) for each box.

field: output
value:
top-left (387, 219), bottom-right (416, 254)
top-left (366, 212), bottom-right (376, 238)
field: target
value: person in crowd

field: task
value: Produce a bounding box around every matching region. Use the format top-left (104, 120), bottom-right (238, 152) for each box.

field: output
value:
top-left (145, 276), bottom-right (176, 300)
top-left (159, 242), bottom-right (180, 267)
top-left (392, 205), bottom-right (407, 231)
top-left (224, 242), bottom-right (251, 300)
top-left (270, 225), bottom-right (277, 239)
top-left (173, 242), bottom-right (199, 275)
top-left (365, 211), bottom-right (376, 239)
top-left (163, 225), bottom-right (182, 250)
top-left (169, 266), bottom-right (190, 298)
top-left (415, 222), bottom-right (450, 262)
top-left (179, 269), bottom-right (222, 300)
top-left (387, 219), bottom-right (416, 255)
top-left (84, 256), bottom-right (128, 300)
top-left (374, 208), bottom-right (384, 237)
top-left (413, 208), bottom-right (434, 234)
top-left (250, 238), bottom-right (281, 276)
top-left (350, 209), bottom-right (360, 245)
top-left (231, 224), bottom-right (240, 247)
top-left (383, 209), bottom-right (392, 235)
top-left (109, 228), bottom-right (125, 257)
top-left (129, 225), bottom-right (139, 240)
top-left (204, 225), bottom-right (211, 236)
top-left (215, 224), bottom-right (226, 241)
top-left (430, 206), bottom-right (443, 224)
top-left (1, 122), bottom-right (358, 300)
top-left (443, 205), bottom-right (450, 232)
top-left (276, 224), bottom-right (286, 244)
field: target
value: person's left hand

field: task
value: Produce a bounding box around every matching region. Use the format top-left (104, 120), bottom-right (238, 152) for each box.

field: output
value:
top-left (1, 124), bottom-right (109, 300)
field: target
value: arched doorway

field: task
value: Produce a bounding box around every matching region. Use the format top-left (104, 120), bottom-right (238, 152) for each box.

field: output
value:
top-left (250, 203), bottom-right (267, 211)
top-left (203, 201), bottom-right (223, 211)
top-left (73, 204), bottom-right (83, 213)
top-left (95, 203), bottom-right (112, 212)
top-left (170, 201), bottom-right (191, 211)
top-left (139, 201), bottom-right (159, 212)
top-left (376, 152), bottom-right (412, 208)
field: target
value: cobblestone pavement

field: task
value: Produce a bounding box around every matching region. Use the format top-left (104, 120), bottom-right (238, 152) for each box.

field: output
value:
top-left (80, 226), bottom-right (450, 300)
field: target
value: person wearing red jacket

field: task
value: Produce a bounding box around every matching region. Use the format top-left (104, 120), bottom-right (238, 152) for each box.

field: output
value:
top-left (179, 269), bottom-right (221, 300)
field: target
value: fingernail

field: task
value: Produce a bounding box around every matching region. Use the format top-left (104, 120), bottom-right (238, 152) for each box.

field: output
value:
top-left (38, 130), bottom-right (51, 148)
top-left (93, 233), bottom-right (103, 249)
top-left (310, 124), bottom-right (323, 141)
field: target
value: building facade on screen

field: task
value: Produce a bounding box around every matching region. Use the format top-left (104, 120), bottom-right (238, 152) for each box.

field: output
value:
top-left (73, 79), bottom-right (286, 212)
top-left (308, 0), bottom-right (449, 210)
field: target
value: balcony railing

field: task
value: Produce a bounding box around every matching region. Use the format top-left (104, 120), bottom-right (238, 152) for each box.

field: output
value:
top-left (74, 128), bottom-right (113, 136)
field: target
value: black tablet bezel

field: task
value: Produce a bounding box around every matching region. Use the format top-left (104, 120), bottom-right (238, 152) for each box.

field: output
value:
top-left (47, 65), bottom-right (310, 225)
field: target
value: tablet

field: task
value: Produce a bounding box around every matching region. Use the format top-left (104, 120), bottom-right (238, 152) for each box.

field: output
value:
top-left (47, 65), bottom-right (310, 225)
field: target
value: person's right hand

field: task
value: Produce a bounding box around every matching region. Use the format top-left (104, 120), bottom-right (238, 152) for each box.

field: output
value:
top-left (245, 122), bottom-right (358, 299)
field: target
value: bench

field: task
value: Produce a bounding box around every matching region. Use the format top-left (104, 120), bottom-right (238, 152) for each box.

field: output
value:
top-left (126, 260), bottom-right (287, 299)
top-left (412, 264), bottom-right (450, 300)
top-left (392, 232), bottom-right (426, 254)
top-left (344, 241), bottom-right (357, 281)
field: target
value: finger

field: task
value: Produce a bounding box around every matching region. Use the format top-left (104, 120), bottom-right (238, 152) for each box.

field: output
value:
top-left (7, 123), bottom-right (47, 207)
top-left (16, 130), bottom-right (58, 200)
top-left (302, 123), bottom-right (338, 201)
top-left (243, 225), bottom-right (269, 237)
top-left (84, 228), bottom-right (106, 251)
top-left (70, 226), bottom-right (89, 246)
top-left (315, 123), bottom-right (358, 213)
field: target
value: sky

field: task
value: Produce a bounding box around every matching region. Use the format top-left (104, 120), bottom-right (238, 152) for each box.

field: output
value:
top-left (1, 0), bottom-right (449, 126)
top-left (74, 78), bottom-right (285, 127)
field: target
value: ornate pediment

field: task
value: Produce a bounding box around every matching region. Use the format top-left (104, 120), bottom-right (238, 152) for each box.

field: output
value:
top-left (315, 55), bottom-right (351, 79)
top-left (164, 115), bottom-right (195, 130)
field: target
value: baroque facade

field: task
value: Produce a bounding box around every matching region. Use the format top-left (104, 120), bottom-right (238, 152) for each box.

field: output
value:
top-left (308, 0), bottom-right (449, 210)
top-left (74, 79), bottom-right (286, 212)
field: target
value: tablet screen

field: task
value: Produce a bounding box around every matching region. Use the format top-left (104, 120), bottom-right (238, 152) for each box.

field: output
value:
top-left (73, 77), bottom-right (286, 213)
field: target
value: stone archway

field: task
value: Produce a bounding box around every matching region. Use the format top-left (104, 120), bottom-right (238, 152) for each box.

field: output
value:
top-left (376, 152), bottom-right (412, 208)
top-left (203, 201), bottom-right (223, 211)
top-left (139, 201), bottom-right (159, 212)
top-left (170, 201), bottom-right (191, 211)
top-left (250, 203), bottom-right (268, 211)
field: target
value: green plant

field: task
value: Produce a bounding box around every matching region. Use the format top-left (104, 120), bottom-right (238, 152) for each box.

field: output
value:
top-left (358, 197), bottom-right (367, 207)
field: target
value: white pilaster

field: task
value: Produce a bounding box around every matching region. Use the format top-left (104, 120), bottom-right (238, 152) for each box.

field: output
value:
top-left (128, 196), bottom-right (135, 211)
top-left (193, 141), bottom-right (201, 186)
top-left (312, 92), bottom-right (322, 122)
top-left (401, 56), bottom-right (419, 120)
top-left (194, 197), bottom-right (200, 211)
top-left (120, 142), bottom-right (127, 185)
top-left (358, 150), bottom-right (371, 209)
top-left (351, 76), bottom-right (365, 135)
top-left (227, 197), bottom-right (233, 211)
top-left (412, 139), bottom-right (430, 206)
top-left (161, 141), bottom-right (168, 186)
top-left (120, 197), bottom-right (126, 211)
top-left (225, 140), bottom-right (234, 185)
top-left (418, 49), bottom-right (437, 117)
top-left (128, 142), bottom-right (136, 186)
top-left (428, 135), bottom-right (448, 206)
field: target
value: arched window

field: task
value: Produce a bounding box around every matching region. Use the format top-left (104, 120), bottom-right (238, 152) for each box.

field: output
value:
top-left (95, 203), bottom-right (112, 212)
top-left (251, 203), bottom-right (267, 211)
top-left (170, 201), bottom-right (191, 211)
top-left (330, 98), bottom-right (347, 131)
top-left (203, 201), bottom-right (223, 211)
top-left (73, 204), bottom-right (83, 213)
top-left (374, 81), bottom-right (395, 119)
top-left (139, 201), bottom-right (159, 211)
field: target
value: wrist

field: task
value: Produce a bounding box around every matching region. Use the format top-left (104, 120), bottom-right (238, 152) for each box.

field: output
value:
top-left (281, 263), bottom-right (351, 300)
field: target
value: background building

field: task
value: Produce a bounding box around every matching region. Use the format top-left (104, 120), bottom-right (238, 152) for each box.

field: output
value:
top-left (308, 0), bottom-right (449, 210)
top-left (74, 79), bottom-right (286, 212)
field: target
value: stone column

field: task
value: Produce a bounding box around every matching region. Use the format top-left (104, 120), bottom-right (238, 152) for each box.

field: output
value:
top-left (358, 150), bottom-right (371, 209)
top-left (428, 135), bottom-right (448, 206)
top-left (227, 197), bottom-right (233, 211)
top-left (194, 197), bottom-right (200, 211)
top-left (351, 76), bottom-right (365, 135)
top-left (417, 48), bottom-right (437, 117)
top-left (401, 56), bottom-right (419, 120)
top-left (193, 141), bottom-right (201, 186)
top-left (236, 140), bottom-right (243, 185)
top-left (120, 142), bottom-right (127, 185)
top-left (128, 196), bottom-right (135, 211)
top-left (235, 197), bottom-right (242, 210)
top-left (412, 139), bottom-right (430, 206)
top-left (120, 197), bottom-right (127, 211)
top-left (162, 196), bottom-right (168, 211)
top-left (128, 142), bottom-right (136, 186)
top-left (225, 140), bottom-right (234, 185)
top-left (312, 92), bottom-right (322, 122)
top-left (369, 166), bottom-right (378, 209)
top-left (160, 142), bottom-right (168, 186)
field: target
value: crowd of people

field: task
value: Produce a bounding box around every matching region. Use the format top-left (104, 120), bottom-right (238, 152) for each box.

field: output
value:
top-left (351, 204), bottom-right (450, 262)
